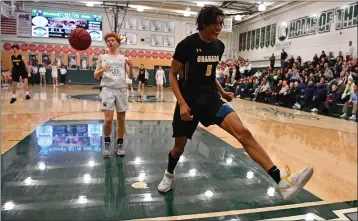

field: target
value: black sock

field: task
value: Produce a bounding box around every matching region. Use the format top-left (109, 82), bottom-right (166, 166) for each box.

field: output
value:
top-left (117, 138), bottom-right (123, 144)
top-left (104, 136), bottom-right (111, 143)
top-left (268, 166), bottom-right (281, 184)
top-left (167, 151), bottom-right (180, 174)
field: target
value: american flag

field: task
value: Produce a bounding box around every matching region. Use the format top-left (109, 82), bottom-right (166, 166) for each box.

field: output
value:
top-left (1, 15), bottom-right (17, 35)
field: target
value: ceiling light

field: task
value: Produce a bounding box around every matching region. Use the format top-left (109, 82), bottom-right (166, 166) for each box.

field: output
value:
top-left (197, 2), bottom-right (205, 7)
top-left (86, 2), bottom-right (94, 7)
top-left (83, 174), bottom-right (91, 183)
top-left (258, 3), bottom-right (266, 12)
top-left (234, 15), bottom-right (242, 21)
top-left (137, 6), bottom-right (144, 12)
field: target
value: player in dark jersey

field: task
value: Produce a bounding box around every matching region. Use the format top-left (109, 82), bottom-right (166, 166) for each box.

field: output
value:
top-left (157, 5), bottom-right (313, 200)
top-left (137, 64), bottom-right (146, 99)
top-left (9, 45), bottom-right (31, 104)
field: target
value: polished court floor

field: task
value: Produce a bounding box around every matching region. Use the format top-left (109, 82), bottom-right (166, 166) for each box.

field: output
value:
top-left (1, 85), bottom-right (357, 220)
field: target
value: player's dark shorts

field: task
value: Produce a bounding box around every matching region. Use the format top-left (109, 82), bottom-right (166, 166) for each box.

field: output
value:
top-left (172, 90), bottom-right (234, 139)
top-left (138, 76), bottom-right (146, 84)
top-left (12, 72), bottom-right (28, 82)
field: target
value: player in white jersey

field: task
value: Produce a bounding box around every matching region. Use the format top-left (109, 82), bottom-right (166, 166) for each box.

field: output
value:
top-left (155, 66), bottom-right (166, 100)
top-left (94, 32), bottom-right (134, 157)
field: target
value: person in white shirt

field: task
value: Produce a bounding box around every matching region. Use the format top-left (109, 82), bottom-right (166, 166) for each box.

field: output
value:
top-left (82, 58), bottom-right (88, 69)
top-left (94, 32), bottom-right (134, 157)
top-left (254, 70), bottom-right (262, 78)
top-left (60, 66), bottom-right (67, 85)
top-left (347, 41), bottom-right (355, 60)
top-left (155, 66), bottom-right (166, 100)
top-left (39, 65), bottom-right (47, 87)
top-left (50, 62), bottom-right (58, 87)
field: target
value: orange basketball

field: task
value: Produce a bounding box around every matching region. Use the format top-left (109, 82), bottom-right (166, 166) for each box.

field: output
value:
top-left (68, 28), bottom-right (92, 51)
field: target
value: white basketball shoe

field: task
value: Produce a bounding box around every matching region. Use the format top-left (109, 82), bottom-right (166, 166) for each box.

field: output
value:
top-left (278, 165), bottom-right (314, 200)
top-left (158, 170), bottom-right (175, 192)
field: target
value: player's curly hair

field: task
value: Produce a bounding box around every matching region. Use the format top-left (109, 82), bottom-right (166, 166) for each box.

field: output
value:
top-left (104, 32), bottom-right (124, 44)
top-left (196, 5), bottom-right (226, 31)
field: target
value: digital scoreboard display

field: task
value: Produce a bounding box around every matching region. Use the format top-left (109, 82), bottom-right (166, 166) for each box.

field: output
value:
top-left (31, 9), bottom-right (103, 41)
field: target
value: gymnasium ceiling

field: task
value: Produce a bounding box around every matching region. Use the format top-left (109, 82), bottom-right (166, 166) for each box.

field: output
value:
top-left (9, 1), bottom-right (289, 23)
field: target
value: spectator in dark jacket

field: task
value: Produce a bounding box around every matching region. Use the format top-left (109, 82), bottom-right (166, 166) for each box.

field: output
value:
top-left (281, 49), bottom-right (288, 68)
top-left (323, 84), bottom-right (341, 115)
top-left (311, 78), bottom-right (328, 112)
top-left (299, 81), bottom-right (315, 109)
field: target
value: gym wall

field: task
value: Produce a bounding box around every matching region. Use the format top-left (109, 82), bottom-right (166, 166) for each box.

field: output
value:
top-left (230, 1), bottom-right (357, 67)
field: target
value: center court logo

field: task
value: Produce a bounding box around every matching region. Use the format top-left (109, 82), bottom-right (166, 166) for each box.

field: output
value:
top-left (278, 22), bottom-right (288, 41)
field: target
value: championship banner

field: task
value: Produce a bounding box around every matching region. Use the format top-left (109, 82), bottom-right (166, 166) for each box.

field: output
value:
top-left (17, 12), bottom-right (32, 38)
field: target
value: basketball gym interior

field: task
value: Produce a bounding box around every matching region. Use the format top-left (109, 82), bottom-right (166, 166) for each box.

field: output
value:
top-left (0, 1), bottom-right (357, 221)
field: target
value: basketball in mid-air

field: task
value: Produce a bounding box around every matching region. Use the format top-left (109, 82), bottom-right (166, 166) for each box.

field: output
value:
top-left (68, 28), bottom-right (92, 51)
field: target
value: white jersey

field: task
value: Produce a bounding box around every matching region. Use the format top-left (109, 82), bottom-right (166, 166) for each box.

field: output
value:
top-left (100, 54), bottom-right (127, 89)
top-left (156, 70), bottom-right (165, 84)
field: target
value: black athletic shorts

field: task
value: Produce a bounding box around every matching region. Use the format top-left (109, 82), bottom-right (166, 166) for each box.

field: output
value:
top-left (138, 76), bottom-right (146, 84)
top-left (12, 72), bottom-right (28, 82)
top-left (172, 90), bottom-right (225, 139)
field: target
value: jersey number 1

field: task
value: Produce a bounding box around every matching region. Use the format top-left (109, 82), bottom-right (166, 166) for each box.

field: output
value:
top-left (205, 65), bottom-right (212, 76)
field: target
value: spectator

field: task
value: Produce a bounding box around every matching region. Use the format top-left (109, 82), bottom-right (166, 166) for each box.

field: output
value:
top-left (281, 49), bottom-right (288, 68)
top-left (277, 80), bottom-right (289, 105)
top-left (312, 54), bottom-right (320, 67)
top-left (341, 84), bottom-right (357, 121)
top-left (39, 65), bottom-right (46, 87)
top-left (311, 78), bottom-right (328, 112)
top-left (341, 77), bottom-right (355, 103)
top-left (346, 41), bottom-right (355, 60)
top-left (323, 63), bottom-right (333, 80)
top-left (254, 77), bottom-right (270, 102)
top-left (269, 80), bottom-right (282, 105)
top-left (299, 81), bottom-right (315, 110)
top-left (270, 53), bottom-right (275, 69)
top-left (253, 69), bottom-right (263, 78)
top-left (324, 84), bottom-right (342, 115)
top-left (337, 51), bottom-right (344, 61)
top-left (320, 51), bottom-right (327, 60)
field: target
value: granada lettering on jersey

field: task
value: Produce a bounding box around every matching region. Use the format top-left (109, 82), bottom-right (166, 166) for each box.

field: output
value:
top-left (288, 2), bottom-right (357, 39)
top-left (197, 56), bottom-right (220, 63)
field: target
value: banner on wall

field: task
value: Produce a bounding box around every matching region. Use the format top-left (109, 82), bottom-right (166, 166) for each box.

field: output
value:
top-left (278, 2), bottom-right (358, 41)
top-left (17, 12), bottom-right (32, 38)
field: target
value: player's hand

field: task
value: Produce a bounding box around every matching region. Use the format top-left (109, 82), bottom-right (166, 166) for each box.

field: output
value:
top-left (126, 59), bottom-right (133, 67)
top-left (223, 92), bottom-right (234, 102)
top-left (28, 73), bottom-right (31, 77)
top-left (102, 66), bottom-right (111, 72)
top-left (179, 103), bottom-right (193, 121)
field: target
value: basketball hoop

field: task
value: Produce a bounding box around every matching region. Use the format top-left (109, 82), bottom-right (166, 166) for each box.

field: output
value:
top-left (103, 1), bottom-right (129, 34)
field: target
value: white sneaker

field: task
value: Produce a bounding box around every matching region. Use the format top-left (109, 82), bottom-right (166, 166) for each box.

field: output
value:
top-left (103, 142), bottom-right (111, 157)
top-left (349, 114), bottom-right (356, 121)
top-left (115, 143), bottom-right (125, 156)
top-left (158, 170), bottom-right (175, 192)
top-left (311, 108), bottom-right (318, 112)
top-left (340, 113), bottom-right (347, 118)
top-left (278, 165), bottom-right (314, 200)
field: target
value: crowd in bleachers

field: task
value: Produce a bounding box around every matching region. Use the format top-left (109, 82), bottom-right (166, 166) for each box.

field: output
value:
top-left (217, 42), bottom-right (358, 121)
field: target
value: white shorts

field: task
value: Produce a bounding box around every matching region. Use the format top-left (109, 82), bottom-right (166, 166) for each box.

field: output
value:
top-left (100, 87), bottom-right (128, 112)
top-left (156, 80), bottom-right (164, 85)
top-left (52, 72), bottom-right (58, 78)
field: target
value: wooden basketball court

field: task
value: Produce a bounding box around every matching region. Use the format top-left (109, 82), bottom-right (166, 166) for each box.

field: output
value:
top-left (1, 85), bottom-right (357, 220)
